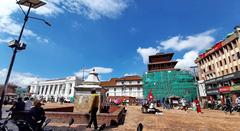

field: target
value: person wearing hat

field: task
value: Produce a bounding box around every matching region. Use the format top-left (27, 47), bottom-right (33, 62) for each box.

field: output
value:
top-left (86, 89), bottom-right (99, 130)
top-left (29, 100), bottom-right (46, 130)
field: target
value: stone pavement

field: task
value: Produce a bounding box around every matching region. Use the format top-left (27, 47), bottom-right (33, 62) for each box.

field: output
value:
top-left (112, 106), bottom-right (240, 131)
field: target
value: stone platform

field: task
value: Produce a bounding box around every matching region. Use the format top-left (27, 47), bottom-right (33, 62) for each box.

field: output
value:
top-left (43, 103), bottom-right (126, 126)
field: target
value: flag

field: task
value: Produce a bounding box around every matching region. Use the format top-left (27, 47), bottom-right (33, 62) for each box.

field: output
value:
top-left (147, 90), bottom-right (154, 101)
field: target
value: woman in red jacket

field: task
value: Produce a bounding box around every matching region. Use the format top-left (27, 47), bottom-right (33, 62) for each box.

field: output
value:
top-left (194, 98), bottom-right (202, 113)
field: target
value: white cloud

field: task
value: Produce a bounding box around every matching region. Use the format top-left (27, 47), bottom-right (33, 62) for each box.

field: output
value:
top-left (175, 50), bottom-right (199, 70)
top-left (0, 37), bottom-right (13, 44)
top-left (0, 0), bottom-right (130, 45)
top-left (137, 29), bottom-right (216, 70)
top-left (0, 68), bottom-right (44, 88)
top-left (59, 0), bottom-right (129, 20)
top-left (137, 47), bottom-right (160, 64)
top-left (159, 29), bottom-right (215, 51)
top-left (124, 73), bottom-right (138, 76)
top-left (75, 66), bottom-right (113, 77)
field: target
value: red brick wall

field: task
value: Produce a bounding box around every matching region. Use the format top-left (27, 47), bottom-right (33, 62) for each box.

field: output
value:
top-left (45, 107), bottom-right (125, 126)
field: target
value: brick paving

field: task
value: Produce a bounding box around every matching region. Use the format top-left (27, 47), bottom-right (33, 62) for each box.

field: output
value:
top-left (113, 106), bottom-right (240, 131)
top-left (13, 103), bottom-right (238, 131)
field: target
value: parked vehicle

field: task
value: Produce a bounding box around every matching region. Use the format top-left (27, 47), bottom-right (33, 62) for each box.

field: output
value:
top-left (0, 112), bottom-right (12, 131)
top-left (1, 111), bottom-right (52, 131)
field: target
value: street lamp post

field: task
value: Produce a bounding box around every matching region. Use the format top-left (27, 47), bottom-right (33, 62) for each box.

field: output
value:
top-left (0, 0), bottom-right (47, 119)
top-left (190, 66), bottom-right (201, 101)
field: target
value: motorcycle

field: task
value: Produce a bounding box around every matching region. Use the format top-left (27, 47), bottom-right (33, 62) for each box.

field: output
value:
top-left (0, 112), bottom-right (12, 131)
top-left (15, 118), bottom-right (52, 131)
top-left (232, 105), bottom-right (240, 112)
top-left (1, 111), bottom-right (52, 131)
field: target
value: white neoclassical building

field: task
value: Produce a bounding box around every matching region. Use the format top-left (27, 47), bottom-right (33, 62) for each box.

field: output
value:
top-left (29, 76), bottom-right (82, 102)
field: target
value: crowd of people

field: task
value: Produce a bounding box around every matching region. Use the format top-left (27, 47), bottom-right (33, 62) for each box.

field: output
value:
top-left (207, 96), bottom-right (240, 114)
top-left (141, 97), bottom-right (203, 114)
top-left (6, 97), bottom-right (46, 130)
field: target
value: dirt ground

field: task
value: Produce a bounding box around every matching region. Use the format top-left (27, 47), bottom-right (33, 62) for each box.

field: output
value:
top-left (113, 106), bottom-right (240, 131)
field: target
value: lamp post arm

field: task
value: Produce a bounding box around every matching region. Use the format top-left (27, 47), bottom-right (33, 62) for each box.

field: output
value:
top-left (0, 5), bottom-right (32, 119)
top-left (17, 5), bottom-right (31, 43)
top-left (28, 16), bottom-right (51, 26)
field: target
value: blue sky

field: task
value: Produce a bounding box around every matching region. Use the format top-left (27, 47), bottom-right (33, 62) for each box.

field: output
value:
top-left (0, 0), bottom-right (240, 87)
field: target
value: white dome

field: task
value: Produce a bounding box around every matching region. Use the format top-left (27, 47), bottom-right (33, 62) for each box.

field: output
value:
top-left (84, 69), bottom-right (100, 83)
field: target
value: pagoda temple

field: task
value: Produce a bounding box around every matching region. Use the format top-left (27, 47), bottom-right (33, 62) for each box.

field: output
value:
top-left (148, 53), bottom-right (178, 72)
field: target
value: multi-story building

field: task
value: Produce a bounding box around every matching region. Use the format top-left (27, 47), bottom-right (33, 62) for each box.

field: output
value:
top-left (195, 26), bottom-right (240, 103)
top-left (100, 75), bottom-right (143, 99)
top-left (29, 76), bottom-right (82, 102)
top-left (143, 53), bottom-right (197, 101)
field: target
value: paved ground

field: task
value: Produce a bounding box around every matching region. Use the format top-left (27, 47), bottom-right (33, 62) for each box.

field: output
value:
top-left (2, 104), bottom-right (240, 130)
top-left (113, 106), bottom-right (240, 131)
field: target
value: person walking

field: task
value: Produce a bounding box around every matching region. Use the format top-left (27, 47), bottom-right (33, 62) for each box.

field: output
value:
top-left (87, 89), bottom-right (99, 130)
top-left (24, 97), bottom-right (32, 111)
top-left (180, 97), bottom-right (187, 111)
top-left (193, 98), bottom-right (202, 113)
top-left (225, 97), bottom-right (232, 114)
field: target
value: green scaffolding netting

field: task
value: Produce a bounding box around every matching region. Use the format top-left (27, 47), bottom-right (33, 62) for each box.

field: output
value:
top-left (143, 70), bottom-right (197, 101)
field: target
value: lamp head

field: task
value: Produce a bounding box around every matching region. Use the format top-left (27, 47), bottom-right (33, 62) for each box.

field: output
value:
top-left (8, 40), bottom-right (18, 48)
top-left (17, 0), bottom-right (46, 9)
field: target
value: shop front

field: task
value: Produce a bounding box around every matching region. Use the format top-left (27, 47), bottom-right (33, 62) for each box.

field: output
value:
top-left (219, 86), bottom-right (231, 104)
top-left (217, 85), bottom-right (240, 104)
top-left (230, 85), bottom-right (240, 104)
top-left (206, 88), bottom-right (219, 108)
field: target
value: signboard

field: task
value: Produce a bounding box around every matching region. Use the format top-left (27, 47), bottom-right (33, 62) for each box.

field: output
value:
top-left (198, 41), bottom-right (223, 59)
top-left (231, 85), bottom-right (240, 91)
top-left (205, 71), bottom-right (240, 84)
top-left (206, 89), bottom-right (219, 95)
top-left (219, 86), bottom-right (231, 93)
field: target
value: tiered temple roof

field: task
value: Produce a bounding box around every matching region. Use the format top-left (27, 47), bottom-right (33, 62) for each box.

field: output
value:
top-left (148, 53), bottom-right (178, 72)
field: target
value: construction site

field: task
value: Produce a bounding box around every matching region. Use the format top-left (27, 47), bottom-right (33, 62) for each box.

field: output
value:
top-left (143, 53), bottom-right (197, 101)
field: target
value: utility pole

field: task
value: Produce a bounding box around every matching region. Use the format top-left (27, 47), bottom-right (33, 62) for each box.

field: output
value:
top-left (190, 66), bottom-right (201, 101)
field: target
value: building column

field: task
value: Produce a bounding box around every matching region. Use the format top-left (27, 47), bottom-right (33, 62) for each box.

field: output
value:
top-left (56, 84), bottom-right (61, 96)
top-left (44, 85), bottom-right (48, 96)
top-left (54, 85), bottom-right (60, 102)
top-left (51, 85), bottom-right (55, 95)
top-left (34, 85), bottom-right (39, 94)
top-left (42, 86), bottom-right (46, 95)
top-left (29, 86), bottom-right (33, 93)
top-left (70, 82), bottom-right (75, 97)
top-left (61, 84), bottom-right (65, 96)
top-left (64, 83), bottom-right (69, 96)
top-left (39, 86), bottom-right (43, 95)
top-left (46, 85), bottom-right (51, 96)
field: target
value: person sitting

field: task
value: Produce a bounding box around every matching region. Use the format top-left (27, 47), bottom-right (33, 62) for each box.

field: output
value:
top-left (9, 97), bottom-right (25, 120)
top-left (29, 100), bottom-right (46, 130)
top-left (147, 102), bottom-right (156, 113)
